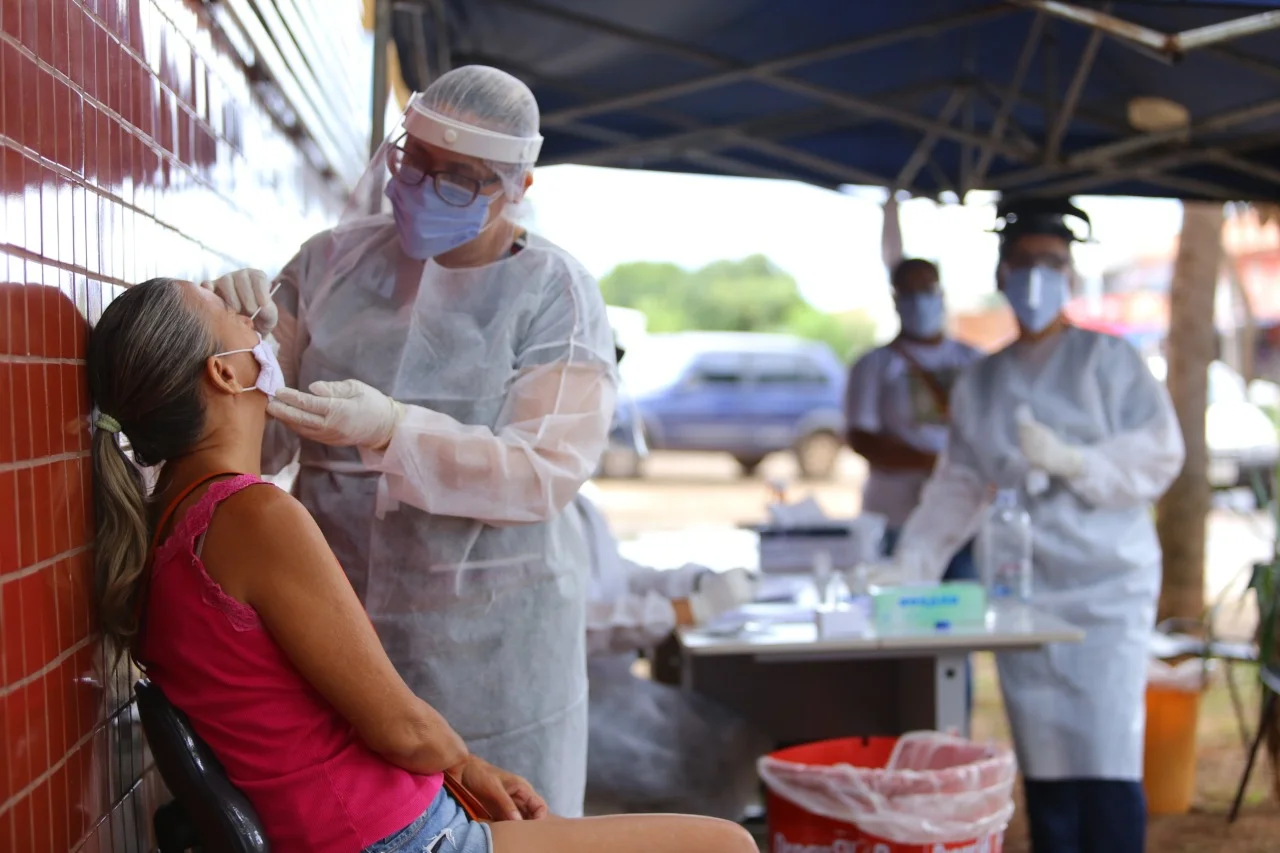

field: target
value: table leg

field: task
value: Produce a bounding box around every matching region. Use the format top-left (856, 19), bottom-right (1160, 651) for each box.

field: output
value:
top-left (935, 651), bottom-right (969, 738)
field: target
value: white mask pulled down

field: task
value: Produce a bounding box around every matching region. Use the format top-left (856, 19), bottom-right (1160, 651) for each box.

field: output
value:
top-left (215, 335), bottom-right (286, 398)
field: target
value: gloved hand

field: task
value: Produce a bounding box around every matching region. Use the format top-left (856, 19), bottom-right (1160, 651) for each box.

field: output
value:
top-left (1016, 405), bottom-right (1084, 479)
top-left (268, 379), bottom-right (405, 449)
top-left (884, 548), bottom-right (935, 585)
top-left (201, 268), bottom-right (278, 334)
top-left (689, 568), bottom-right (758, 625)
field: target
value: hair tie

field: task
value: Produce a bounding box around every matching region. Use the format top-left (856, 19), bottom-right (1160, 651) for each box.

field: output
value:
top-left (95, 414), bottom-right (122, 434)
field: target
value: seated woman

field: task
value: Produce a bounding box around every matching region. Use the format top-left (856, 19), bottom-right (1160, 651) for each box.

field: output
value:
top-left (88, 277), bottom-right (757, 853)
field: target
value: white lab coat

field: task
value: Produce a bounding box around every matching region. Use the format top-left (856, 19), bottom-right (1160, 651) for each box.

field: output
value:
top-left (898, 327), bottom-right (1184, 780)
top-left (572, 493), bottom-right (771, 818)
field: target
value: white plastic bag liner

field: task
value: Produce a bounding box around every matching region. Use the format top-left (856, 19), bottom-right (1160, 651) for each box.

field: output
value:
top-left (1147, 657), bottom-right (1214, 693)
top-left (758, 732), bottom-right (1017, 845)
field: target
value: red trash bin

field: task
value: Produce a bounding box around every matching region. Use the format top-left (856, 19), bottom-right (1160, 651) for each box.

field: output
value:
top-left (759, 733), bottom-right (1016, 853)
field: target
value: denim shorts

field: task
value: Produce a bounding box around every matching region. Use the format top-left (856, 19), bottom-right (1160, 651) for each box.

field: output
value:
top-left (363, 789), bottom-right (493, 853)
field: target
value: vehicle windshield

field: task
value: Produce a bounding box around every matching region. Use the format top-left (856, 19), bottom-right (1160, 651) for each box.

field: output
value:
top-left (618, 340), bottom-right (697, 396)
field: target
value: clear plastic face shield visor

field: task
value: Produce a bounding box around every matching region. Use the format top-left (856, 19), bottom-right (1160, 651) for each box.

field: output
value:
top-left (344, 94), bottom-right (544, 221)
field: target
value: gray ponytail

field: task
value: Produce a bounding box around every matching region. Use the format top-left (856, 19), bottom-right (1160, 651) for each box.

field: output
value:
top-left (87, 279), bottom-right (217, 653)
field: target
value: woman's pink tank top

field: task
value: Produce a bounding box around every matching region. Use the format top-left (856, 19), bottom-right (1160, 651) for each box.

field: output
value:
top-left (139, 475), bottom-right (441, 853)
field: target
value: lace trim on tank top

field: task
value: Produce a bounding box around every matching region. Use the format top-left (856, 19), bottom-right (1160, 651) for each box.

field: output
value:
top-left (152, 474), bottom-right (270, 632)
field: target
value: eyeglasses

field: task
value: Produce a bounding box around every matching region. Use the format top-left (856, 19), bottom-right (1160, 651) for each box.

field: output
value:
top-left (387, 141), bottom-right (500, 207)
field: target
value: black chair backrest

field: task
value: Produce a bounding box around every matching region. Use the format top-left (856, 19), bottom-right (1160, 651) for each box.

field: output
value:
top-left (135, 678), bottom-right (270, 853)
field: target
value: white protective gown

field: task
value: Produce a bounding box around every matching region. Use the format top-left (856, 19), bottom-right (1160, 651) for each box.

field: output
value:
top-left (263, 217), bottom-right (617, 816)
top-left (898, 327), bottom-right (1184, 780)
top-left (574, 493), bottom-right (771, 818)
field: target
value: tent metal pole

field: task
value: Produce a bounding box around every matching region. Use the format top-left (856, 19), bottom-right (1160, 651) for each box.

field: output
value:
top-left (1045, 16), bottom-right (1106, 164)
top-left (539, 6), bottom-right (1016, 126)
top-left (974, 12), bottom-right (1047, 183)
top-left (896, 88), bottom-right (968, 190)
top-left (370, 0), bottom-right (391, 158)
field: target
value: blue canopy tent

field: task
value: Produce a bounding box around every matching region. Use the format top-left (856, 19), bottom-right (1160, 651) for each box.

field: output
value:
top-left (374, 0), bottom-right (1280, 200)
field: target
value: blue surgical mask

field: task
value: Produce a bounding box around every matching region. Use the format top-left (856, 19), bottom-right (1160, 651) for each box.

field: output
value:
top-left (384, 177), bottom-right (495, 260)
top-left (1002, 266), bottom-right (1069, 333)
top-left (215, 335), bottom-right (286, 398)
top-left (895, 292), bottom-right (945, 340)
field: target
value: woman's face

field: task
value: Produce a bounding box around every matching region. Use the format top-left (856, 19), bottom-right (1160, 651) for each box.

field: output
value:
top-left (186, 283), bottom-right (264, 394)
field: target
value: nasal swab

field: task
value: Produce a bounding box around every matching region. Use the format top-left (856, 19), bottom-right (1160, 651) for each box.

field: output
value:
top-left (250, 281), bottom-right (283, 321)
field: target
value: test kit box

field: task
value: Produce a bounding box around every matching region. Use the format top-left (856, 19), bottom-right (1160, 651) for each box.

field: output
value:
top-left (872, 582), bottom-right (987, 633)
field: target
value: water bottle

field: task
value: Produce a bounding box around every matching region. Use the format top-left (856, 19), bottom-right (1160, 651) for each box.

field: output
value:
top-left (980, 489), bottom-right (1032, 602)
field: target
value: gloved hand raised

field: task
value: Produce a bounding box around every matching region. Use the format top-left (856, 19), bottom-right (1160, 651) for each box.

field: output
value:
top-left (1016, 405), bottom-right (1084, 479)
top-left (882, 548), bottom-right (935, 586)
top-left (200, 269), bottom-right (278, 334)
top-left (689, 568), bottom-right (758, 625)
top-left (268, 380), bottom-right (405, 449)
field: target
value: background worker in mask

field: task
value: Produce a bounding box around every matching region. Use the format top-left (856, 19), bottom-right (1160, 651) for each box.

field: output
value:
top-left (574, 478), bottom-right (767, 819)
top-left (891, 199), bottom-right (1184, 853)
top-left (844, 258), bottom-right (982, 576)
top-left (204, 65), bottom-right (617, 817)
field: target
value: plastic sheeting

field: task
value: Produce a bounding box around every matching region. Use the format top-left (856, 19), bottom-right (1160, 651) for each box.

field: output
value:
top-left (759, 732), bottom-right (1017, 845)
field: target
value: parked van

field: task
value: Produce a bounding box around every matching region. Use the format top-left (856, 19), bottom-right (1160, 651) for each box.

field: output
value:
top-left (604, 332), bottom-right (847, 479)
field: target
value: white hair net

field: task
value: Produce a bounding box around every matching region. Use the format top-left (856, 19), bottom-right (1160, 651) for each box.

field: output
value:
top-left (409, 65), bottom-right (542, 200)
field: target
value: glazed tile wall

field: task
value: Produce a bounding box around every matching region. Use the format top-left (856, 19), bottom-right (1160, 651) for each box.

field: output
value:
top-left (1, 1), bottom-right (350, 851)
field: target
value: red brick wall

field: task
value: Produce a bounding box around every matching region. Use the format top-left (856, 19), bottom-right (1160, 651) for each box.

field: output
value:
top-left (1, 2), bottom-right (347, 851)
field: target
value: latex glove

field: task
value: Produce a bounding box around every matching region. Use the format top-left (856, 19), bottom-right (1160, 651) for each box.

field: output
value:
top-left (268, 379), bottom-right (404, 449)
top-left (1015, 405), bottom-right (1084, 479)
top-left (886, 548), bottom-right (935, 585)
top-left (689, 568), bottom-right (758, 624)
top-left (200, 268), bottom-right (278, 334)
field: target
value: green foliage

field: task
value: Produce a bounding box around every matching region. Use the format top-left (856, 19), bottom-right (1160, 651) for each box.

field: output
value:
top-left (599, 254), bottom-right (876, 360)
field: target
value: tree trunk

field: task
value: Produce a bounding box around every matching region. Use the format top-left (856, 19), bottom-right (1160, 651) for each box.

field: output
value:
top-left (1156, 202), bottom-right (1223, 623)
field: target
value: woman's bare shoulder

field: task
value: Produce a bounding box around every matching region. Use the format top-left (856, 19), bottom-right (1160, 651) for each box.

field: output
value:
top-left (200, 480), bottom-right (332, 598)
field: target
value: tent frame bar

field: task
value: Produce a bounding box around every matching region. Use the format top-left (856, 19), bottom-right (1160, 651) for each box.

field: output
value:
top-left (1008, 1), bottom-right (1280, 59)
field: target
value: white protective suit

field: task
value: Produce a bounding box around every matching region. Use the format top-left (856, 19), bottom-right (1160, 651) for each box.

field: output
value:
top-left (262, 83), bottom-right (617, 813)
top-left (575, 492), bottom-right (771, 818)
top-left (897, 326), bottom-right (1184, 780)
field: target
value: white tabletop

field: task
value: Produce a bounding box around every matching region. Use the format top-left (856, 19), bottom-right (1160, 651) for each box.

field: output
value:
top-left (679, 599), bottom-right (1084, 658)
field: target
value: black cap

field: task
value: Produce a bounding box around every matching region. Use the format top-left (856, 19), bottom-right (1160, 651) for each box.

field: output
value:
top-left (993, 197), bottom-right (1093, 245)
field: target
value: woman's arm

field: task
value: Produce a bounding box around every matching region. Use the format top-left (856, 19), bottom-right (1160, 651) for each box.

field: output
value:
top-left (201, 484), bottom-right (468, 775)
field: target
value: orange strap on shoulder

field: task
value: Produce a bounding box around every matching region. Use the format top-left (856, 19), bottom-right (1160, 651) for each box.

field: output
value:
top-left (891, 338), bottom-right (950, 417)
top-left (149, 471), bottom-right (243, 550)
top-left (135, 471), bottom-right (244, 641)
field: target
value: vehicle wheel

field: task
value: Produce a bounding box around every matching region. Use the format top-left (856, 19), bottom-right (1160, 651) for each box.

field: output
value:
top-left (734, 455), bottom-right (766, 478)
top-left (795, 431), bottom-right (842, 481)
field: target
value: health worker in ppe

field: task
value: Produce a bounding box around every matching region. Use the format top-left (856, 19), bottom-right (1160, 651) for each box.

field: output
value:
top-left (203, 66), bottom-right (618, 818)
top-left (891, 198), bottom-right (1184, 853)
